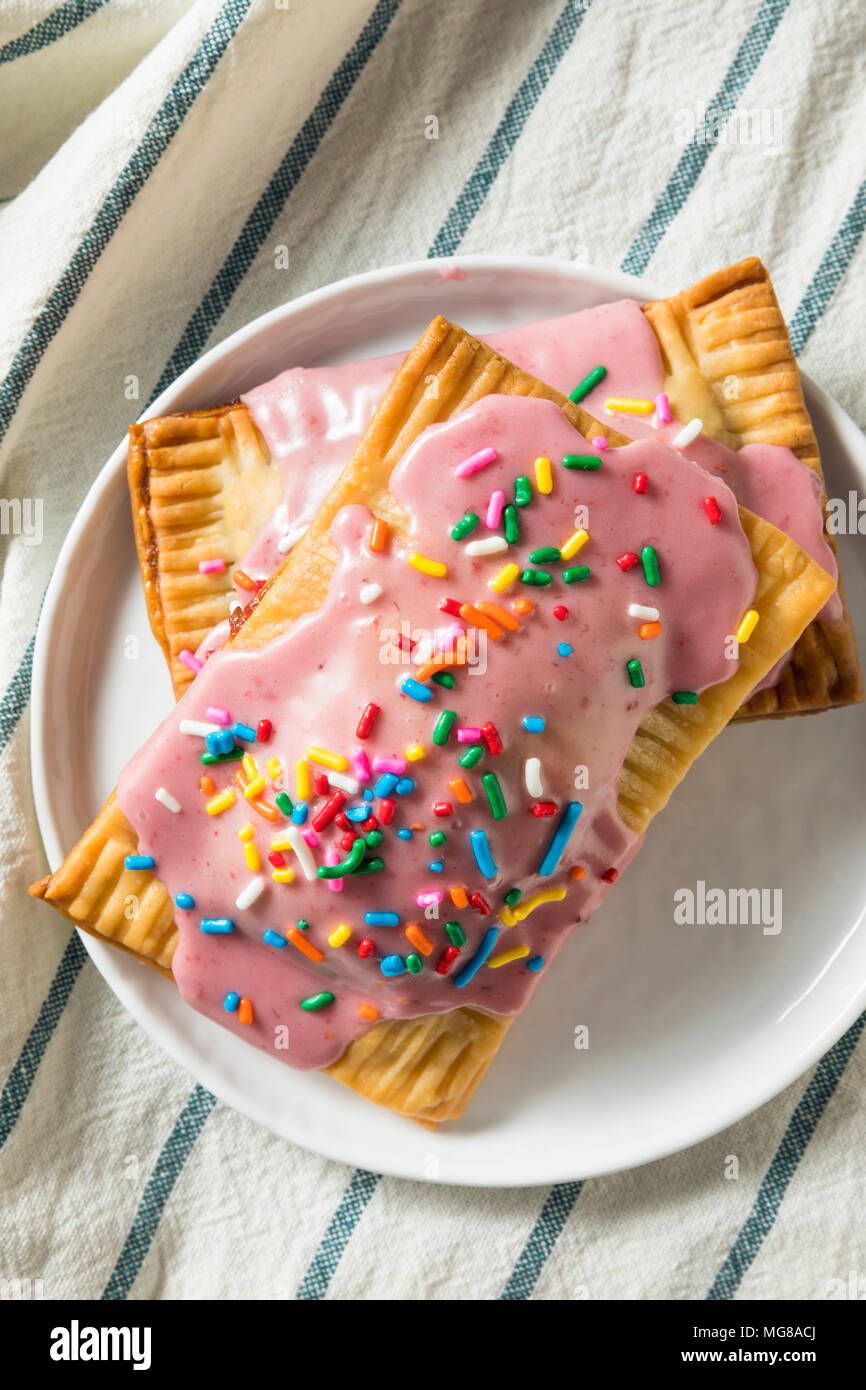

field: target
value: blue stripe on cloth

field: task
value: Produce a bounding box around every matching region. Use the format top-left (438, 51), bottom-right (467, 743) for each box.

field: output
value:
top-left (101, 1085), bottom-right (218, 1299)
top-left (706, 1008), bottom-right (866, 1300)
top-left (0, 630), bottom-right (35, 755)
top-left (620, 0), bottom-right (790, 276)
top-left (427, 0), bottom-right (593, 259)
top-left (150, 0), bottom-right (405, 403)
top-left (500, 1182), bottom-right (583, 1298)
top-left (0, 932), bottom-right (88, 1151)
top-left (0, 0), bottom-right (254, 450)
top-left (0, 0), bottom-right (109, 66)
top-left (296, 1169), bottom-right (380, 1299)
top-left (788, 180), bottom-right (866, 356)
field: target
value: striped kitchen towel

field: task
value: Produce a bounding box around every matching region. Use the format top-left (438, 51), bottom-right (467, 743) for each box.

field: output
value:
top-left (1, 0), bottom-right (865, 1301)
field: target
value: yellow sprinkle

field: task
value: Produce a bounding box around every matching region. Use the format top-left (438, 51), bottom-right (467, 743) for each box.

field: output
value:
top-left (237, 823), bottom-right (255, 843)
top-left (272, 868), bottom-right (295, 884)
top-left (295, 759), bottom-right (311, 799)
top-left (605, 395), bottom-right (655, 415)
top-left (243, 774), bottom-right (267, 800)
top-left (561, 528), bottom-right (589, 560)
top-left (241, 754), bottom-right (258, 781)
top-left (266, 756), bottom-right (282, 781)
top-left (500, 886), bottom-right (567, 927)
top-left (736, 608), bottom-right (760, 644)
top-left (488, 944), bottom-right (530, 969)
top-left (405, 743), bottom-right (425, 761)
top-left (489, 562), bottom-right (520, 594)
top-left (243, 843), bottom-right (261, 871)
top-left (270, 835), bottom-right (292, 852)
top-left (534, 455), bottom-right (553, 494)
top-left (306, 745), bottom-right (349, 772)
top-left (408, 552), bottom-right (447, 578)
top-left (328, 923), bottom-right (352, 948)
top-left (205, 788), bottom-right (237, 816)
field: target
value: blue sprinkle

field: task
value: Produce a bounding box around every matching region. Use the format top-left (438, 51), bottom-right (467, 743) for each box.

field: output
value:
top-left (538, 801), bottom-right (583, 877)
top-left (363, 788), bottom-right (374, 802)
top-left (522, 716), bottom-right (545, 732)
top-left (527, 955), bottom-right (544, 972)
top-left (557, 643), bottom-right (573, 657)
top-left (469, 829), bottom-right (497, 880)
top-left (291, 801), bottom-right (308, 825)
top-left (397, 828), bottom-right (413, 841)
top-left (232, 721), bottom-right (257, 741)
top-left (175, 892), bottom-right (195, 910)
top-left (205, 728), bottom-right (235, 756)
top-left (401, 677), bottom-right (433, 703)
top-left (380, 953), bottom-right (407, 977)
top-left (394, 777), bottom-right (415, 796)
top-left (263, 929), bottom-right (287, 948)
top-left (346, 804), bottom-right (369, 822)
top-left (428, 860), bottom-right (444, 873)
top-left (453, 926), bottom-right (499, 988)
top-left (125, 854), bottom-right (155, 870)
top-left (364, 911), bottom-right (400, 927)
top-left (200, 918), bottom-right (235, 934)
top-left (374, 773), bottom-right (399, 797)
top-left (224, 992), bottom-right (240, 1012)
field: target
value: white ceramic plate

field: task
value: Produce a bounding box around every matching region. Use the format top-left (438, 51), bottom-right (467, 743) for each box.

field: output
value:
top-left (31, 256), bottom-right (866, 1186)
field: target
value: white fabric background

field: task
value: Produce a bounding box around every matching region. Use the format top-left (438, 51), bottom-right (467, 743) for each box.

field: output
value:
top-left (1, 0), bottom-right (864, 1301)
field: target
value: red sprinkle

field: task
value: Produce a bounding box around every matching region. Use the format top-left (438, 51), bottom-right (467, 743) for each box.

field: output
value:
top-left (256, 719), bottom-right (272, 743)
top-left (552, 605), bottom-right (569, 621)
top-left (379, 798), bottom-right (396, 825)
top-left (334, 812), bottom-right (352, 832)
top-left (532, 801), bottom-right (557, 817)
top-left (355, 702), bottom-right (380, 740)
top-left (436, 945), bottom-right (460, 975)
top-left (312, 791), bottom-right (345, 831)
top-left (313, 773), bottom-right (330, 797)
top-left (394, 632), bottom-right (415, 651)
top-left (268, 851), bottom-right (286, 868)
top-left (601, 867), bottom-right (619, 884)
top-left (469, 891), bottom-right (490, 915)
top-left (438, 597), bottom-right (463, 617)
top-left (633, 472), bottom-right (648, 494)
top-left (433, 801), bottom-right (453, 817)
top-left (361, 815), bottom-right (379, 833)
top-left (340, 834), bottom-right (357, 851)
top-left (358, 938), bottom-right (375, 958)
top-left (481, 721), bottom-right (503, 756)
top-left (616, 552), bottom-right (639, 572)
top-left (703, 496), bottom-right (722, 525)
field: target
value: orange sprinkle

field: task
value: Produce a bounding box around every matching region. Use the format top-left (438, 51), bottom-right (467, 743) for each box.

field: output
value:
top-left (200, 775), bottom-right (215, 795)
top-left (237, 997), bottom-right (254, 1025)
top-left (639, 621), bottom-right (662, 639)
top-left (358, 1002), bottom-right (379, 1022)
top-left (569, 865), bottom-right (586, 880)
top-left (415, 645), bottom-right (469, 683)
top-left (512, 597), bottom-right (533, 615)
top-left (369, 519), bottom-right (389, 553)
top-left (233, 569), bottom-right (256, 592)
top-left (449, 885), bottom-right (469, 908)
top-left (287, 927), bottom-right (324, 963)
top-left (476, 600), bottom-right (520, 632)
top-left (459, 603), bottom-right (502, 640)
top-left (249, 798), bottom-right (280, 823)
top-left (448, 776), bottom-right (473, 804)
top-left (404, 923), bottom-right (434, 956)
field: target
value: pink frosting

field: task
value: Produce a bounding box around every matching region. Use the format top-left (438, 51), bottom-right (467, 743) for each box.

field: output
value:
top-left (118, 395), bottom-right (761, 1071)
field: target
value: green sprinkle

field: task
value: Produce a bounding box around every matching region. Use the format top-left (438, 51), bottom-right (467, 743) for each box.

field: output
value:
top-left (201, 747), bottom-right (244, 765)
top-left (451, 512), bottom-right (479, 541)
top-left (641, 544), bottom-right (660, 586)
top-left (521, 568), bottom-right (552, 586)
top-left (672, 690), bottom-right (699, 705)
top-left (429, 831), bottom-right (447, 848)
top-left (275, 791), bottom-right (293, 816)
top-left (562, 454), bottom-right (602, 471)
top-left (627, 658), bottom-right (645, 689)
top-left (514, 475), bottom-right (532, 507)
top-left (365, 829), bottom-right (383, 848)
top-left (482, 771), bottom-right (507, 820)
top-left (504, 503), bottom-right (520, 545)
top-left (433, 709), bottom-right (457, 746)
top-left (529, 546), bottom-right (561, 564)
top-left (445, 921), bottom-right (466, 948)
top-left (458, 744), bottom-right (484, 769)
top-left (296, 919), bottom-right (310, 931)
top-left (504, 887), bottom-right (522, 907)
top-left (562, 565), bottom-right (590, 583)
top-left (317, 839), bottom-right (365, 878)
top-left (568, 364), bottom-right (606, 403)
top-left (433, 671), bottom-right (455, 689)
top-left (351, 856), bottom-right (385, 875)
top-left (300, 991), bottom-right (335, 1012)
top-left (406, 953), bottom-right (423, 975)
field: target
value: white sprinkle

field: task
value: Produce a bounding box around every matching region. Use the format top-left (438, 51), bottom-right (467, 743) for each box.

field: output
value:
top-left (154, 786), bottom-right (182, 813)
top-left (325, 769), bottom-right (361, 795)
top-left (524, 757), bottom-right (543, 798)
top-left (672, 417), bottom-right (702, 448)
top-left (465, 536), bottom-right (508, 557)
top-left (360, 582), bottom-right (383, 605)
top-left (235, 876), bottom-right (266, 910)
top-left (412, 633), bottom-right (435, 665)
top-left (278, 524), bottom-right (307, 553)
top-left (286, 825), bottom-right (317, 881)
top-left (628, 603), bottom-right (660, 622)
top-left (179, 719), bottom-right (220, 737)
